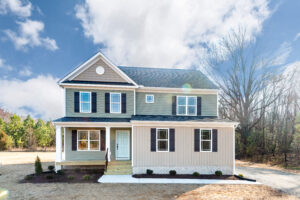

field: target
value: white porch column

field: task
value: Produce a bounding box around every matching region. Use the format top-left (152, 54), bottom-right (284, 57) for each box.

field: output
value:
top-left (55, 126), bottom-right (62, 171)
top-left (105, 126), bottom-right (111, 161)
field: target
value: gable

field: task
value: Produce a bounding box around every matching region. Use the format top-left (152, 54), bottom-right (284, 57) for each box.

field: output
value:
top-left (72, 58), bottom-right (128, 83)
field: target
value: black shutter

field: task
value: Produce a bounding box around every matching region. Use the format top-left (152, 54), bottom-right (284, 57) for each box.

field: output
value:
top-left (92, 92), bottom-right (97, 113)
top-left (169, 128), bottom-right (175, 152)
top-left (105, 93), bottom-right (110, 113)
top-left (121, 93), bottom-right (126, 113)
top-left (212, 129), bottom-right (218, 152)
top-left (194, 129), bottom-right (200, 152)
top-left (100, 130), bottom-right (106, 151)
top-left (151, 128), bottom-right (156, 152)
top-left (72, 130), bottom-right (77, 151)
top-left (172, 96), bottom-right (176, 115)
top-left (74, 92), bottom-right (79, 113)
top-left (197, 96), bottom-right (202, 116)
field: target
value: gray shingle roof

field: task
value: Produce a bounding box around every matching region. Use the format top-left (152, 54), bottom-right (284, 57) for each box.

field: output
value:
top-left (53, 117), bottom-right (131, 123)
top-left (118, 66), bottom-right (218, 89)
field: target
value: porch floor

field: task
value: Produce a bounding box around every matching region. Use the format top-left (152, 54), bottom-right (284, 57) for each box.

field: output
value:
top-left (56, 160), bottom-right (106, 166)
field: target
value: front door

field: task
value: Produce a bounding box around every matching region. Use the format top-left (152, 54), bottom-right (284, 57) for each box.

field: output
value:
top-left (116, 130), bottom-right (130, 160)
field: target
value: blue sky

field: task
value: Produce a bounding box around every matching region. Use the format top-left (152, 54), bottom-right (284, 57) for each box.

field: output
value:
top-left (0, 0), bottom-right (299, 120)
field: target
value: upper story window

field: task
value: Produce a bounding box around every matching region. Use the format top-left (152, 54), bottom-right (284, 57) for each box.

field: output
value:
top-left (145, 94), bottom-right (154, 103)
top-left (110, 93), bottom-right (121, 113)
top-left (80, 92), bottom-right (91, 113)
top-left (201, 129), bottom-right (212, 152)
top-left (177, 96), bottom-right (197, 115)
top-left (157, 128), bottom-right (169, 152)
top-left (77, 130), bottom-right (100, 151)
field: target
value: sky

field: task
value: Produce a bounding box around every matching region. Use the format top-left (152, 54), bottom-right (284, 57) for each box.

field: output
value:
top-left (0, 0), bottom-right (299, 120)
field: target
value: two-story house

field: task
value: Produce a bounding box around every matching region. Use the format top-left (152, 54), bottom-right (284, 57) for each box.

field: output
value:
top-left (53, 52), bottom-right (238, 175)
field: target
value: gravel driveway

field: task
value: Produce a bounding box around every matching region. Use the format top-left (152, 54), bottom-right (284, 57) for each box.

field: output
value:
top-left (236, 166), bottom-right (300, 198)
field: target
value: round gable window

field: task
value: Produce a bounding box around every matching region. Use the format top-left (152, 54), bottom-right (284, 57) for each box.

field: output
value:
top-left (96, 66), bottom-right (105, 75)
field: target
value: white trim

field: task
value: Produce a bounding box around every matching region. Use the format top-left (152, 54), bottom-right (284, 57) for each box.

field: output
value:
top-left (105, 127), bottom-right (111, 162)
top-left (77, 130), bottom-right (101, 151)
top-left (110, 92), bottom-right (121, 114)
top-left (133, 89), bottom-right (136, 115)
top-left (145, 94), bottom-right (154, 103)
top-left (156, 128), bottom-right (169, 152)
top-left (115, 130), bottom-right (130, 160)
top-left (63, 88), bottom-right (66, 116)
top-left (131, 125), bottom-right (134, 166)
top-left (130, 121), bottom-right (239, 127)
top-left (60, 83), bottom-right (138, 89)
top-left (58, 52), bottom-right (138, 86)
top-left (79, 91), bottom-right (91, 113)
top-left (176, 96), bottom-right (197, 116)
top-left (199, 128), bottom-right (212, 152)
top-left (137, 87), bottom-right (219, 94)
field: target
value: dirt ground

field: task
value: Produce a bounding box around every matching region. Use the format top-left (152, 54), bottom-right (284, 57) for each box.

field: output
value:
top-left (0, 152), bottom-right (298, 200)
top-left (236, 160), bottom-right (300, 175)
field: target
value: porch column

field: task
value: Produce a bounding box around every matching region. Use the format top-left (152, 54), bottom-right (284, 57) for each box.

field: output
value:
top-left (55, 126), bottom-right (62, 171)
top-left (105, 126), bottom-right (111, 161)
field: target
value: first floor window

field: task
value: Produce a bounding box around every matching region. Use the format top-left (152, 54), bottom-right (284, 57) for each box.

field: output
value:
top-left (201, 129), bottom-right (212, 152)
top-left (177, 96), bottom-right (197, 115)
top-left (157, 129), bottom-right (169, 152)
top-left (78, 130), bottom-right (100, 151)
top-left (80, 92), bottom-right (91, 113)
top-left (110, 93), bottom-right (121, 113)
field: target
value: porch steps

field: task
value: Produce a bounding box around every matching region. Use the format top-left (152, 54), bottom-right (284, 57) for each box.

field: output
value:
top-left (105, 161), bottom-right (132, 175)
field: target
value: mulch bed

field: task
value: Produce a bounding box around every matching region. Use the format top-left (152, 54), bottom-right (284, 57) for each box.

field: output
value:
top-left (21, 169), bottom-right (104, 183)
top-left (132, 174), bottom-right (240, 180)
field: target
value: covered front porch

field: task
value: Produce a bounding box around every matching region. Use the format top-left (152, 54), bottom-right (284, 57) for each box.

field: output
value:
top-left (54, 120), bottom-right (132, 171)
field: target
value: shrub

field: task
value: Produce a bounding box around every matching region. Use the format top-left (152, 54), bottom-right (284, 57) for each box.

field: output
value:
top-left (67, 175), bottom-right (74, 180)
top-left (193, 172), bottom-right (200, 176)
top-left (169, 170), bottom-right (176, 176)
top-left (25, 175), bottom-right (33, 180)
top-left (35, 156), bottom-right (43, 175)
top-left (238, 173), bottom-right (244, 178)
top-left (46, 175), bottom-right (54, 179)
top-left (215, 170), bottom-right (222, 176)
top-left (82, 174), bottom-right (92, 180)
top-left (57, 170), bottom-right (64, 175)
top-left (146, 169), bottom-right (153, 175)
top-left (48, 165), bottom-right (55, 172)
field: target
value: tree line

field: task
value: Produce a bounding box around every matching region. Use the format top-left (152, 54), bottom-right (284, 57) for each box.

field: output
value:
top-left (208, 29), bottom-right (300, 166)
top-left (0, 114), bottom-right (55, 150)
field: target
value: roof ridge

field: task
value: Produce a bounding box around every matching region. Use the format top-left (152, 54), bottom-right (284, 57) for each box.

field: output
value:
top-left (118, 65), bottom-right (202, 72)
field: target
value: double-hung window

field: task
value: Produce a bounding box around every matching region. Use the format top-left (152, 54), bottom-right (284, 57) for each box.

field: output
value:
top-left (110, 93), bottom-right (121, 113)
top-left (80, 92), bottom-right (91, 113)
top-left (77, 130), bottom-right (100, 151)
top-left (157, 129), bottom-right (169, 152)
top-left (145, 94), bottom-right (154, 103)
top-left (177, 96), bottom-right (197, 115)
top-left (200, 129), bottom-right (212, 152)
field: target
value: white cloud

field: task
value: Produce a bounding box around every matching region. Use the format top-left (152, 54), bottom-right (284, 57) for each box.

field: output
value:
top-left (0, 75), bottom-right (63, 120)
top-left (294, 32), bottom-right (300, 41)
top-left (0, 0), bottom-right (31, 17)
top-left (0, 58), bottom-right (13, 71)
top-left (19, 67), bottom-right (32, 77)
top-left (75, 0), bottom-right (271, 68)
top-left (270, 42), bottom-right (292, 66)
top-left (4, 19), bottom-right (58, 51)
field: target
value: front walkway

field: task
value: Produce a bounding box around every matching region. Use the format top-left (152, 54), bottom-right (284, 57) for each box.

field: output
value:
top-left (98, 175), bottom-right (260, 184)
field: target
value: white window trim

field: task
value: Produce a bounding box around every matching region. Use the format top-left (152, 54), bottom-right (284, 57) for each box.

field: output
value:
top-left (79, 91), bottom-right (91, 113)
top-left (110, 93), bottom-right (121, 114)
top-left (156, 128), bottom-right (169, 152)
top-left (145, 94), bottom-right (154, 103)
top-left (77, 130), bottom-right (101, 151)
top-left (176, 96), bottom-right (197, 116)
top-left (200, 128), bottom-right (212, 152)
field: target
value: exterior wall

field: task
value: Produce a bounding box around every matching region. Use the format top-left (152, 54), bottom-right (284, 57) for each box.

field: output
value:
top-left (132, 126), bottom-right (234, 174)
top-left (136, 92), bottom-right (218, 116)
top-left (65, 128), bottom-right (106, 161)
top-left (65, 88), bottom-right (134, 118)
top-left (65, 127), bottom-right (131, 161)
top-left (73, 58), bottom-right (128, 83)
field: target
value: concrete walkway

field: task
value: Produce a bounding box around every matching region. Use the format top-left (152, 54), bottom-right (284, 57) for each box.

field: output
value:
top-left (236, 166), bottom-right (300, 198)
top-left (98, 175), bottom-right (260, 184)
